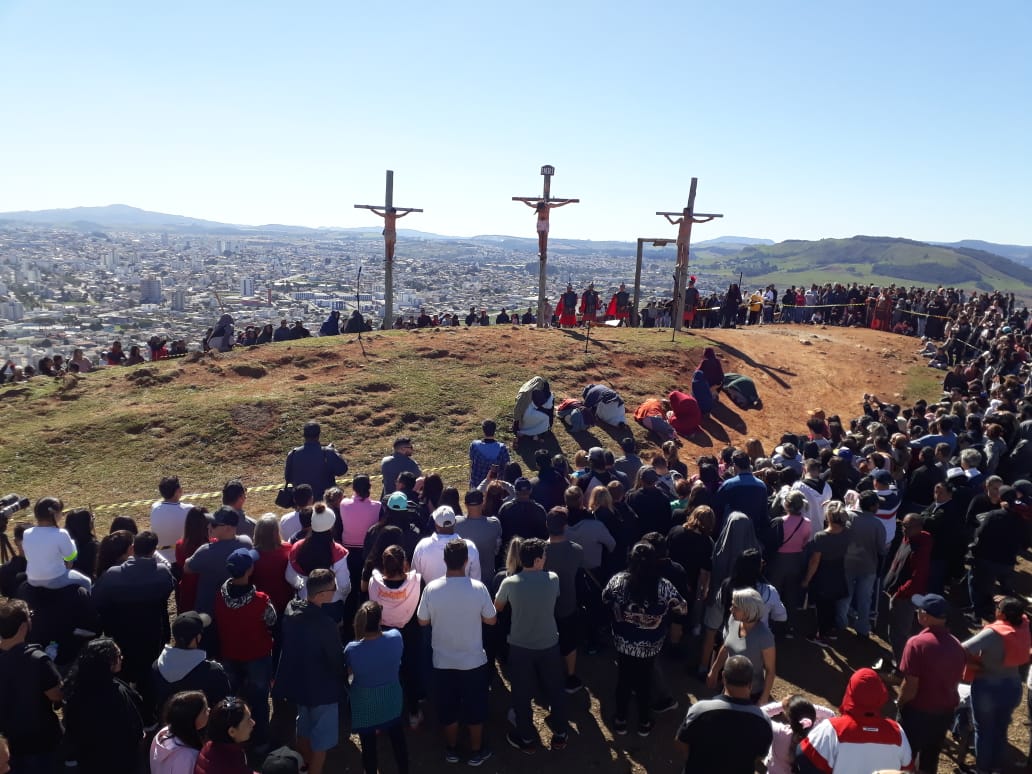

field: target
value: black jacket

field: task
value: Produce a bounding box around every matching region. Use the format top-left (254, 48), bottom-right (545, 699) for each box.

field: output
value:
top-left (285, 441), bottom-right (349, 501)
top-left (150, 646), bottom-right (231, 712)
top-left (273, 599), bottom-right (345, 707)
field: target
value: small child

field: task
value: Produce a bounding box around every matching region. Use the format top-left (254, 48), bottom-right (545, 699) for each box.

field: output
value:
top-left (761, 694), bottom-right (835, 774)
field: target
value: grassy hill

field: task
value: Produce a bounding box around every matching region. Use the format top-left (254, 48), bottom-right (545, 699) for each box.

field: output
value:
top-left (0, 325), bottom-right (941, 526)
top-left (713, 235), bottom-right (1032, 292)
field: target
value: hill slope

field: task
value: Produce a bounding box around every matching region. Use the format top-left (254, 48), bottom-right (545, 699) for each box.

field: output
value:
top-left (717, 235), bottom-right (1032, 291)
top-left (0, 325), bottom-right (932, 520)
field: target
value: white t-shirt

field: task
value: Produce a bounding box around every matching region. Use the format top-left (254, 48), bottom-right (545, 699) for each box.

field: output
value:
top-left (411, 533), bottom-right (481, 585)
top-left (24, 526), bottom-right (78, 583)
top-left (149, 500), bottom-right (194, 562)
top-left (416, 576), bottom-right (496, 670)
top-left (280, 510), bottom-right (301, 542)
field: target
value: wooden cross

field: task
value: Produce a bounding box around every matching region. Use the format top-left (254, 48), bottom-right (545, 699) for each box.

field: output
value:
top-left (355, 170), bottom-right (423, 330)
top-left (657, 177), bottom-right (723, 333)
top-left (513, 165), bottom-right (580, 327)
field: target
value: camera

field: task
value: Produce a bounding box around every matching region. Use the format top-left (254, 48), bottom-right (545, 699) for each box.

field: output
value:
top-left (0, 493), bottom-right (30, 527)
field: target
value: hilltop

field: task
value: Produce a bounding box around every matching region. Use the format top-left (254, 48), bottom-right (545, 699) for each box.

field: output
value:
top-left (0, 324), bottom-right (936, 520)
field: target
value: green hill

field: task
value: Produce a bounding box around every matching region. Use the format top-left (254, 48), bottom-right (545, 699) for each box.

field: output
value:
top-left (711, 235), bottom-right (1032, 293)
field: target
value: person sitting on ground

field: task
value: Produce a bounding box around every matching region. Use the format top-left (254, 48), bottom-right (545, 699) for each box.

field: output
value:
top-left (582, 383), bottom-right (627, 427)
top-left (698, 347), bottom-right (725, 397)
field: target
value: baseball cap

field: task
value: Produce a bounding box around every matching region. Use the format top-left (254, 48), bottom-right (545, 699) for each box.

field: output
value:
top-left (513, 477), bottom-right (533, 492)
top-left (1012, 480), bottom-right (1032, 499)
top-left (871, 469), bottom-right (893, 484)
top-left (546, 509), bottom-right (567, 535)
top-left (386, 492), bottom-right (410, 511)
top-left (171, 611), bottom-right (211, 644)
top-left (311, 507), bottom-right (335, 533)
top-left (226, 547), bottom-right (260, 578)
top-left (211, 506), bottom-right (240, 528)
top-left (588, 447), bottom-right (606, 466)
top-left (834, 448), bottom-right (854, 462)
top-left (432, 505), bottom-right (456, 529)
top-left (911, 593), bottom-right (949, 618)
top-left (639, 466), bottom-right (659, 484)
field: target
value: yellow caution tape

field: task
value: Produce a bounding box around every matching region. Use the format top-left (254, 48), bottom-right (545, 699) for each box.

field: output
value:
top-left (89, 463), bottom-right (471, 513)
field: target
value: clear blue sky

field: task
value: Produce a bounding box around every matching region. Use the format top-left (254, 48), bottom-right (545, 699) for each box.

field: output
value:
top-left (1, 1), bottom-right (1029, 245)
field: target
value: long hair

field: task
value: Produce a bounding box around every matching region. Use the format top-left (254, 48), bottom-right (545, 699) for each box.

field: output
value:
top-left (207, 698), bottom-right (250, 745)
top-left (64, 508), bottom-right (95, 543)
top-left (95, 530), bottom-right (133, 576)
top-left (181, 507), bottom-right (210, 557)
top-left (421, 473), bottom-right (444, 508)
top-left (625, 542), bottom-right (660, 607)
top-left (363, 525), bottom-right (404, 579)
top-left (163, 690), bottom-right (207, 750)
top-left (483, 481), bottom-right (508, 517)
top-left (253, 514), bottom-right (282, 552)
top-left (295, 529), bottom-right (334, 575)
top-left (65, 637), bottom-right (120, 701)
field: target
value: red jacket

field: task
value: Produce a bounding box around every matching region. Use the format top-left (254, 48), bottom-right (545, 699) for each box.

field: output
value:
top-left (250, 544), bottom-right (294, 615)
top-left (194, 741), bottom-right (254, 774)
top-left (213, 583), bottom-right (275, 662)
top-left (667, 390), bottom-right (701, 437)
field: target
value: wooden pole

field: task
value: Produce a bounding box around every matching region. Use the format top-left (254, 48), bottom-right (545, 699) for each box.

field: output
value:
top-left (355, 170), bottom-right (422, 330)
top-left (513, 165), bottom-right (579, 327)
top-left (633, 239), bottom-right (644, 328)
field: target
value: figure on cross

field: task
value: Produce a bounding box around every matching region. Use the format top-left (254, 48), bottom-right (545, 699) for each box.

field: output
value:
top-left (366, 206), bottom-right (412, 261)
top-left (523, 198), bottom-right (576, 257)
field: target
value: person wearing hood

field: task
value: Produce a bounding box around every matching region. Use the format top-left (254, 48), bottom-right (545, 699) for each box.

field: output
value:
top-left (213, 548), bottom-right (276, 747)
top-left (696, 512), bottom-right (760, 679)
top-left (149, 690), bottom-right (209, 774)
top-left (666, 390), bottom-right (702, 437)
top-left (151, 612), bottom-right (232, 713)
top-left (689, 370), bottom-right (714, 416)
top-left (796, 668), bottom-right (913, 774)
top-left (318, 310), bottom-right (340, 337)
top-left (698, 348), bottom-right (724, 394)
top-left (273, 569), bottom-right (346, 774)
top-left (343, 309), bottom-right (366, 334)
top-left (208, 314), bottom-right (235, 353)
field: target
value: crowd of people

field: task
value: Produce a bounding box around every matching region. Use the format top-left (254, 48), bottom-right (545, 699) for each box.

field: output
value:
top-left (2, 281), bottom-right (1027, 386)
top-left (0, 295), bottom-right (1031, 774)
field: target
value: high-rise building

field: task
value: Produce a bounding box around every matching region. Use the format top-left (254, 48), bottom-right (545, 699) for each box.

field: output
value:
top-left (0, 300), bottom-right (25, 321)
top-left (171, 289), bottom-right (187, 311)
top-left (241, 278), bottom-right (255, 297)
top-left (140, 278), bottom-right (163, 304)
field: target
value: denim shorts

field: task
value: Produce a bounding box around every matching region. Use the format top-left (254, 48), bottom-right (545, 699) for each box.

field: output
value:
top-left (297, 703), bottom-right (339, 751)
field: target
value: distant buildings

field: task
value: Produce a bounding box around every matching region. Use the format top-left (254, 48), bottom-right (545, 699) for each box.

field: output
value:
top-left (139, 277), bottom-right (162, 304)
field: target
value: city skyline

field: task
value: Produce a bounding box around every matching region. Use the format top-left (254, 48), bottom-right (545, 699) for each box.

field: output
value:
top-left (1, 2), bottom-right (1029, 244)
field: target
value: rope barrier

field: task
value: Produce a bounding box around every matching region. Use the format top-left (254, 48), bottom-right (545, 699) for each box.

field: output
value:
top-left (88, 463), bottom-right (472, 513)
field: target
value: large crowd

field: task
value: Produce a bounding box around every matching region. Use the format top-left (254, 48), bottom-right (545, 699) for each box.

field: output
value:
top-left (1, 281), bottom-right (1027, 386)
top-left (0, 289), bottom-right (1031, 774)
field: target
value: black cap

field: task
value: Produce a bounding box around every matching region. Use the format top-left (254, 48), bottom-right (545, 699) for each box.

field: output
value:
top-left (171, 611), bottom-right (211, 645)
top-left (211, 506), bottom-right (240, 528)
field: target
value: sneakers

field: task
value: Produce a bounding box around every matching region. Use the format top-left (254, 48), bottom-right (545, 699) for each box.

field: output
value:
top-left (612, 717), bottom-right (628, 736)
top-left (652, 697), bottom-right (679, 714)
top-left (550, 733), bottom-right (568, 751)
top-left (467, 749), bottom-right (492, 767)
top-left (445, 747), bottom-right (461, 764)
top-left (637, 720), bottom-right (653, 737)
top-left (564, 675), bottom-right (584, 694)
top-left (506, 730), bottom-right (535, 754)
